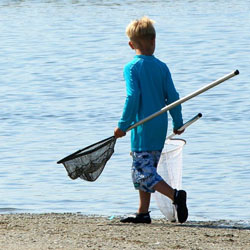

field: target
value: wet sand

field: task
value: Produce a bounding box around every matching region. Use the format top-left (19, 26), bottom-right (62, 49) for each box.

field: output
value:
top-left (0, 213), bottom-right (249, 250)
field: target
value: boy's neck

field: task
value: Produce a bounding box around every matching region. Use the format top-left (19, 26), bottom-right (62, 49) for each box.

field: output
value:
top-left (135, 49), bottom-right (153, 56)
top-left (135, 45), bottom-right (155, 56)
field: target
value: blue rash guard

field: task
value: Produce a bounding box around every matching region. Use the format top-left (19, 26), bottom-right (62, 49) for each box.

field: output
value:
top-left (118, 55), bottom-right (183, 152)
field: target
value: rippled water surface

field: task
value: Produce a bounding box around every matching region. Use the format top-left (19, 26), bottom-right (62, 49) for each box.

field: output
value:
top-left (0, 0), bottom-right (249, 223)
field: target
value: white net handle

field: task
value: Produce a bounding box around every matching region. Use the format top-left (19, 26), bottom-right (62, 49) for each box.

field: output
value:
top-left (167, 113), bottom-right (202, 140)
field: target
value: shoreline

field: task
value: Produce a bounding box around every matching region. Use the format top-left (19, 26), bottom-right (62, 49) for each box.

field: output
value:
top-left (0, 213), bottom-right (250, 250)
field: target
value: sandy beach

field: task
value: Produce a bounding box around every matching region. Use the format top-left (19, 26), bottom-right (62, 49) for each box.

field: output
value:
top-left (0, 213), bottom-right (249, 250)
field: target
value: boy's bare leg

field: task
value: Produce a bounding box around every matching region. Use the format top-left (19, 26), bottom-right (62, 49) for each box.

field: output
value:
top-left (138, 180), bottom-right (174, 213)
top-left (153, 180), bottom-right (175, 201)
top-left (120, 190), bottom-right (152, 223)
top-left (153, 180), bottom-right (188, 223)
top-left (138, 190), bottom-right (151, 214)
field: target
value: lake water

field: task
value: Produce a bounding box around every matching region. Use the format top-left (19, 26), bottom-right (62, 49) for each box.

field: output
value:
top-left (0, 0), bottom-right (249, 224)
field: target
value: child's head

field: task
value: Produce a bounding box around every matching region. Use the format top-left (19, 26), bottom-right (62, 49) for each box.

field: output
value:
top-left (126, 16), bottom-right (156, 54)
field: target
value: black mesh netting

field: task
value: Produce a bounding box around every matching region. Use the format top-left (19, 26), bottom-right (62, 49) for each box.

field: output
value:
top-left (57, 136), bottom-right (116, 182)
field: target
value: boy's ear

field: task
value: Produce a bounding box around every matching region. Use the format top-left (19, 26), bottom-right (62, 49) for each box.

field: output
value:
top-left (128, 41), bottom-right (135, 50)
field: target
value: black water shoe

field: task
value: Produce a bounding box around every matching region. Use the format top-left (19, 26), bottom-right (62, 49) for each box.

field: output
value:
top-left (120, 212), bottom-right (151, 224)
top-left (173, 189), bottom-right (188, 223)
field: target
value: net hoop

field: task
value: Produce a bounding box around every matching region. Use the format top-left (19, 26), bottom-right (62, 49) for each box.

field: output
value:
top-left (57, 136), bottom-right (116, 164)
top-left (57, 136), bottom-right (116, 181)
top-left (165, 138), bottom-right (186, 152)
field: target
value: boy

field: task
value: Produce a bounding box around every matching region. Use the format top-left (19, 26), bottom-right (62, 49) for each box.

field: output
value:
top-left (114, 17), bottom-right (188, 224)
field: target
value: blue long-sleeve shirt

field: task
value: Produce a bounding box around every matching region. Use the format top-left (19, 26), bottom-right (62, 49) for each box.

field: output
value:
top-left (118, 55), bottom-right (183, 152)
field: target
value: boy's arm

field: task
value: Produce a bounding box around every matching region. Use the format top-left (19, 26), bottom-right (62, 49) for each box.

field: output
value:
top-left (165, 68), bottom-right (184, 130)
top-left (115, 64), bottom-right (140, 136)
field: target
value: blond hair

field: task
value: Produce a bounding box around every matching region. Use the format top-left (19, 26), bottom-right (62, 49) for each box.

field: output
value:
top-left (126, 16), bottom-right (156, 43)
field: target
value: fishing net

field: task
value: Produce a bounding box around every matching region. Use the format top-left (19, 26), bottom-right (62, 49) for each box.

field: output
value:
top-left (153, 139), bottom-right (186, 222)
top-left (57, 136), bottom-right (116, 182)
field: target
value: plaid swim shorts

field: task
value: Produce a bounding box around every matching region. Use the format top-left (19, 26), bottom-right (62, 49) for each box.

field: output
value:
top-left (131, 151), bottom-right (163, 193)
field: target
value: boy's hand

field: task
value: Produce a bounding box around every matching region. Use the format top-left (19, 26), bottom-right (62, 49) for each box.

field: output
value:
top-left (114, 127), bottom-right (126, 138)
top-left (173, 128), bottom-right (185, 135)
